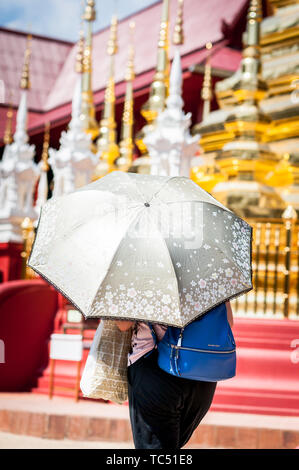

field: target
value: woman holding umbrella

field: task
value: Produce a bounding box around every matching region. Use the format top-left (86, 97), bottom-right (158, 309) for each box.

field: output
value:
top-left (115, 300), bottom-right (233, 450)
top-left (28, 172), bottom-right (252, 448)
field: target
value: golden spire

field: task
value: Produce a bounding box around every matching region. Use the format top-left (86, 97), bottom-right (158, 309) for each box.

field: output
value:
top-left (95, 14), bottom-right (119, 172)
top-left (225, 0), bottom-right (269, 141)
top-left (141, 0), bottom-right (170, 122)
top-left (83, 0), bottom-right (96, 21)
top-left (41, 122), bottom-right (50, 172)
top-left (101, 14), bottom-right (118, 125)
top-left (124, 22), bottom-right (135, 82)
top-left (234, 0), bottom-right (266, 103)
top-left (3, 100), bottom-right (13, 145)
top-left (75, 28), bottom-right (85, 74)
top-left (246, 0), bottom-right (262, 45)
top-left (80, 0), bottom-right (98, 140)
top-left (20, 33), bottom-right (32, 90)
top-left (201, 42), bottom-right (213, 121)
top-left (172, 0), bottom-right (184, 46)
top-left (107, 14), bottom-right (118, 56)
top-left (135, 0), bottom-right (170, 156)
top-left (117, 21), bottom-right (135, 171)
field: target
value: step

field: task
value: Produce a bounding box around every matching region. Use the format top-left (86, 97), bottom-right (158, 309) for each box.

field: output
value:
top-left (0, 432), bottom-right (134, 449)
top-left (0, 393), bottom-right (298, 449)
top-left (31, 318), bottom-right (299, 417)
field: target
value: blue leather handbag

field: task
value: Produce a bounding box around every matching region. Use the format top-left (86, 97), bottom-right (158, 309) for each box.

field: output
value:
top-left (148, 302), bottom-right (236, 382)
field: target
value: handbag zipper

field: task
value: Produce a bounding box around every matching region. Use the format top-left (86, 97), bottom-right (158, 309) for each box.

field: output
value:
top-left (170, 344), bottom-right (236, 354)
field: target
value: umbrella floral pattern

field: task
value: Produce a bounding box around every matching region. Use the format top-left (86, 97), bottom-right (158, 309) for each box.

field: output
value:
top-left (28, 172), bottom-right (253, 328)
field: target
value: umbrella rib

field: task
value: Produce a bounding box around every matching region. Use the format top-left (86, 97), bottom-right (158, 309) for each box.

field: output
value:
top-left (145, 208), bottom-right (183, 322)
top-left (86, 206), bottom-right (145, 316)
top-left (124, 172), bottom-right (148, 203)
top-left (159, 200), bottom-right (251, 228)
top-left (148, 175), bottom-right (235, 217)
top-left (189, 177), bottom-right (235, 213)
top-left (148, 176), bottom-right (175, 204)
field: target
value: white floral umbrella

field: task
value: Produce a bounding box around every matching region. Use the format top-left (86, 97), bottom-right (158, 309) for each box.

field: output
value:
top-left (28, 171), bottom-right (253, 328)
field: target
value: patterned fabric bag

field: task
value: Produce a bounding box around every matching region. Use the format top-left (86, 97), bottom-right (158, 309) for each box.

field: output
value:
top-left (80, 320), bottom-right (132, 404)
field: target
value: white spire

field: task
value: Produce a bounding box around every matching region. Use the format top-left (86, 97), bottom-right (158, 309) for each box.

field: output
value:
top-left (34, 123), bottom-right (50, 223)
top-left (144, 48), bottom-right (198, 177)
top-left (13, 90), bottom-right (29, 145)
top-left (166, 48), bottom-right (183, 114)
top-left (69, 75), bottom-right (83, 132)
top-left (35, 171), bottom-right (48, 211)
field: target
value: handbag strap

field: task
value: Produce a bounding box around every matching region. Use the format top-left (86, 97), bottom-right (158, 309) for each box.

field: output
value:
top-left (148, 323), bottom-right (184, 347)
top-left (148, 322), bottom-right (158, 346)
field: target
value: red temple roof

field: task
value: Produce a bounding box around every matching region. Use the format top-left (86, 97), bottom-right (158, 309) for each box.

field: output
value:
top-left (0, 0), bottom-right (248, 143)
top-left (0, 28), bottom-right (72, 111)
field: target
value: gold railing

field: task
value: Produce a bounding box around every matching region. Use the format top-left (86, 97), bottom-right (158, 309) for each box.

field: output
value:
top-left (231, 214), bottom-right (299, 319)
top-left (21, 217), bottom-right (37, 280)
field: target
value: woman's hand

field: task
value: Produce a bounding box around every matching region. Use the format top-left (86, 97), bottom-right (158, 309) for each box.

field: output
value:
top-left (115, 320), bottom-right (134, 331)
top-left (225, 301), bottom-right (234, 328)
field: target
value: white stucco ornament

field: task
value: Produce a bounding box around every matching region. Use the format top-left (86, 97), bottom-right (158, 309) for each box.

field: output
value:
top-left (0, 90), bottom-right (39, 242)
top-left (144, 49), bottom-right (198, 177)
top-left (48, 76), bottom-right (97, 197)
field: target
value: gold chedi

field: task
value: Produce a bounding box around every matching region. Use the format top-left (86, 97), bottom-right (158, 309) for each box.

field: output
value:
top-left (93, 15), bottom-right (119, 180)
top-left (193, 0), bottom-right (285, 217)
top-left (80, 0), bottom-right (98, 140)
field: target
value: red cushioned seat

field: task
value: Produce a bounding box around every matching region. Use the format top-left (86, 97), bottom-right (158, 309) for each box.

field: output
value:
top-left (0, 279), bottom-right (58, 391)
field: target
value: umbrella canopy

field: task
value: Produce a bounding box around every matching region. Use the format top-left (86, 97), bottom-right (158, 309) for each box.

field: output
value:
top-left (28, 172), bottom-right (253, 328)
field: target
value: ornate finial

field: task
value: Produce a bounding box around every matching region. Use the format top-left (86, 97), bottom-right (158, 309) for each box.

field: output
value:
top-left (231, 0), bottom-right (266, 103)
top-left (172, 0), bottom-right (184, 46)
top-left (3, 100), bottom-right (13, 145)
top-left (82, 32), bottom-right (91, 75)
top-left (102, 14), bottom-right (118, 119)
top-left (83, 0), bottom-right (96, 22)
top-left (125, 22), bottom-right (135, 82)
top-left (247, 0), bottom-right (262, 25)
top-left (20, 33), bottom-right (32, 90)
top-left (95, 13), bottom-right (119, 171)
top-left (107, 15), bottom-right (118, 56)
top-left (118, 22), bottom-right (135, 171)
top-left (245, 0), bottom-right (262, 48)
top-left (152, 0), bottom-right (169, 91)
top-left (75, 29), bottom-right (85, 74)
top-left (80, 0), bottom-right (98, 139)
top-left (140, 0), bottom-right (169, 121)
top-left (282, 204), bottom-right (298, 221)
top-left (157, 0), bottom-right (169, 53)
top-left (135, 0), bottom-right (170, 155)
top-left (201, 42), bottom-right (213, 120)
top-left (41, 122), bottom-right (50, 172)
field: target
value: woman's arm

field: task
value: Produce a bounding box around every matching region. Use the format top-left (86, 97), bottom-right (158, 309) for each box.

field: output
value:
top-left (115, 320), bottom-right (134, 332)
top-left (225, 301), bottom-right (234, 328)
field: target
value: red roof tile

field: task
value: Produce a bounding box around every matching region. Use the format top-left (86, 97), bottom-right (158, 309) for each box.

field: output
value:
top-left (0, 28), bottom-right (72, 111)
top-left (0, 0), bottom-right (247, 141)
top-left (45, 0), bottom-right (247, 111)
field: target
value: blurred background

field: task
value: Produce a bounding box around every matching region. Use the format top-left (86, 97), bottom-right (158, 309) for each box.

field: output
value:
top-left (0, 0), bottom-right (299, 449)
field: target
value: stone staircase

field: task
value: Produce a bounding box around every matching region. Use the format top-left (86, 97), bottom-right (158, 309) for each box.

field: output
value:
top-left (0, 393), bottom-right (298, 449)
